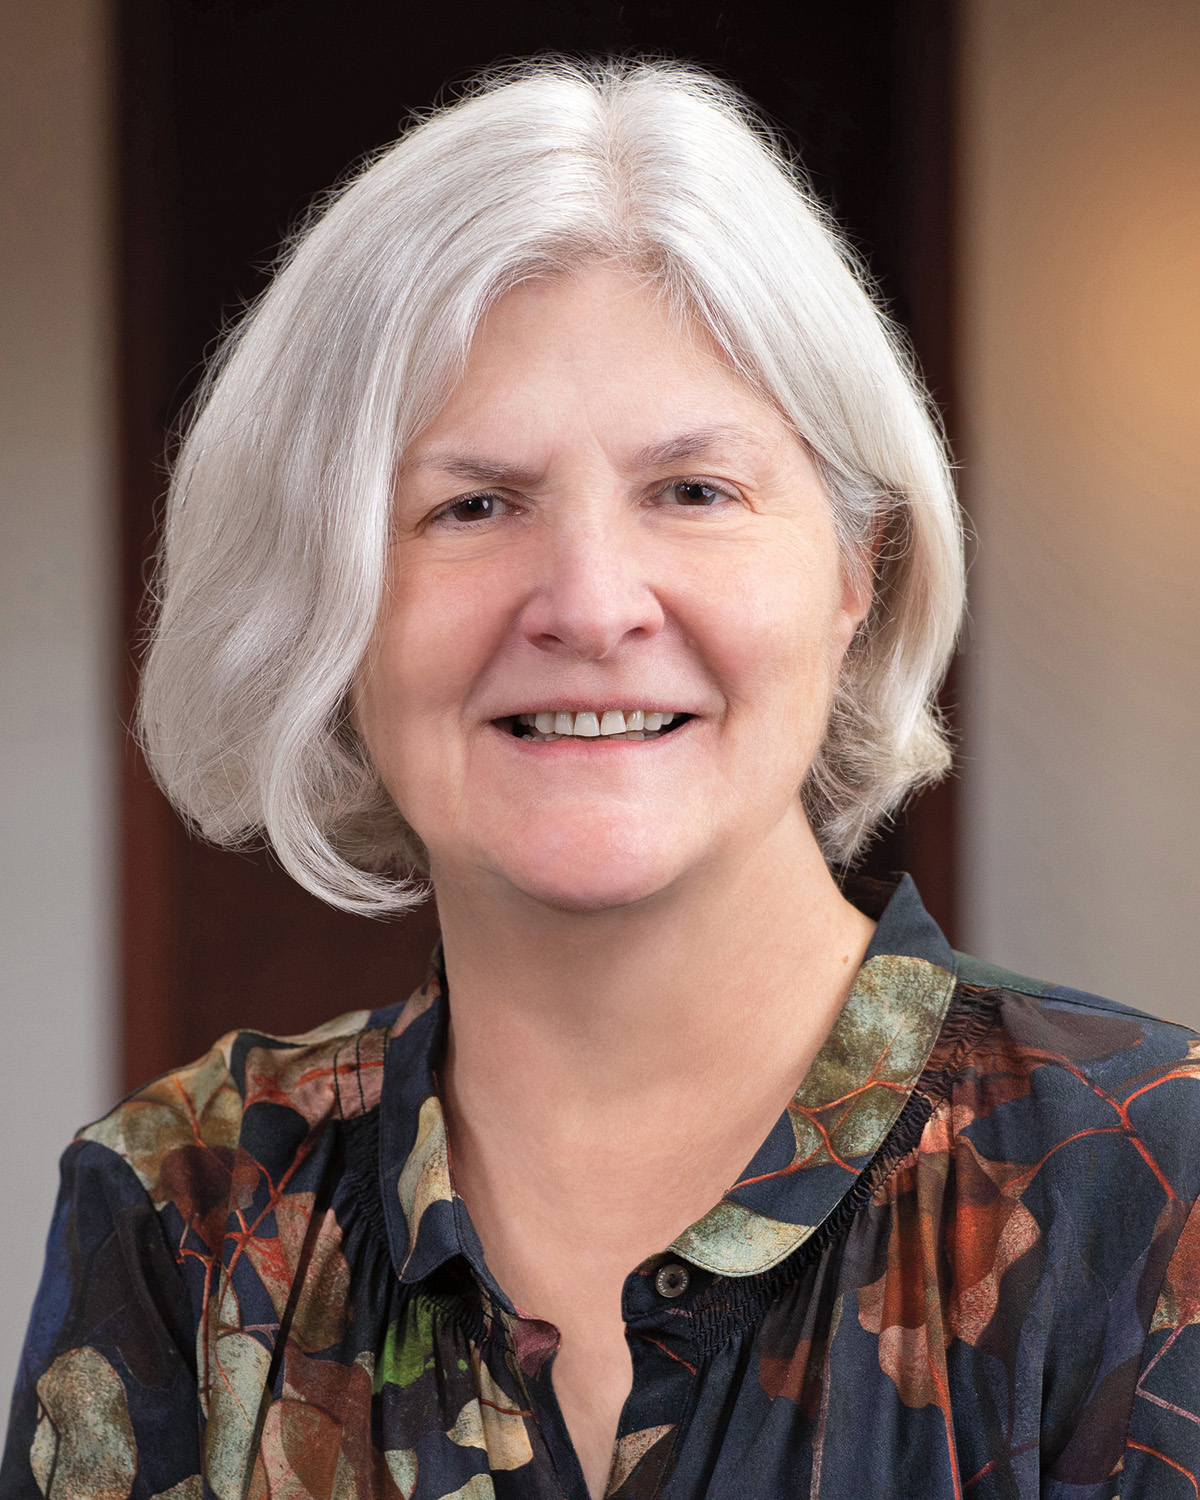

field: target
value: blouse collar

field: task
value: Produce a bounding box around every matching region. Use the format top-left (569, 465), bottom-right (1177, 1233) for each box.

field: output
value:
top-left (376, 874), bottom-right (958, 1293)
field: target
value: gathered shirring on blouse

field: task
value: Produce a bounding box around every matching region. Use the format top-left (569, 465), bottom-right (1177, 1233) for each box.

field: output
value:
top-left (4, 875), bottom-right (1200, 1500)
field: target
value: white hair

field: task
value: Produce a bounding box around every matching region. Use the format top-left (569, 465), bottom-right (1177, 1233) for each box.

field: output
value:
top-left (139, 56), bottom-right (965, 915)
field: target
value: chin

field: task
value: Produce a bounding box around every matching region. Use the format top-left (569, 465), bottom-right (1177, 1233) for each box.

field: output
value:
top-left (508, 864), bottom-right (675, 914)
top-left (489, 810), bottom-right (697, 914)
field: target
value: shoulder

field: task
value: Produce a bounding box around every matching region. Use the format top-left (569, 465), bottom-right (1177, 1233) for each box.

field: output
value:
top-left (950, 950), bottom-right (1200, 1200)
top-left (79, 1004), bottom-right (402, 1201)
top-left (955, 947), bottom-right (1199, 1068)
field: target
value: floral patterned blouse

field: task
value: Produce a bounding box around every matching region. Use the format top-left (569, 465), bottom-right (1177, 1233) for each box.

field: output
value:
top-left (4, 875), bottom-right (1200, 1500)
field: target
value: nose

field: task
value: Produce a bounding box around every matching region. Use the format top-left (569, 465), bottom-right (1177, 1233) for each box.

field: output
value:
top-left (517, 512), bottom-right (665, 661)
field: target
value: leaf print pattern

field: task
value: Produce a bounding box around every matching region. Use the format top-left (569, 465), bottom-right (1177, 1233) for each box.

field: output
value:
top-left (30, 1348), bottom-right (137, 1500)
top-left (790, 953), bottom-right (957, 1163)
top-left (396, 1097), bottom-right (454, 1277)
top-left (3, 876), bottom-right (1200, 1500)
top-left (671, 952), bottom-right (956, 1276)
top-left (607, 1426), bottom-right (674, 1493)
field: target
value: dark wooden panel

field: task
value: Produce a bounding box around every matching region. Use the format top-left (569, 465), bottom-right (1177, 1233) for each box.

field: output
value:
top-left (854, 0), bottom-right (961, 937)
top-left (117, 0), bottom-right (959, 1088)
top-left (117, 0), bottom-right (183, 1091)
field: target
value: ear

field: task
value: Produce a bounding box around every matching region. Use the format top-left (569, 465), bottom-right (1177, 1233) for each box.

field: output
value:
top-left (834, 531), bottom-right (879, 651)
top-left (845, 546), bottom-right (876, 624)
top-left (343, 681), bottom-right (364, 738)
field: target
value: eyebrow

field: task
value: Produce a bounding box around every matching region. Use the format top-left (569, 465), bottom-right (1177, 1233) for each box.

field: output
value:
top-left (628, 424), bottom-right (768, 470)
top-left (404, 453), bottom-right (543, 486)
top-left (406, 424), bottom-right (770, 486)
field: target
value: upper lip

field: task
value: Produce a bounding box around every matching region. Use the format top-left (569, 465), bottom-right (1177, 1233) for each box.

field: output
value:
top-left (494, 704), bottom-right (695, 717)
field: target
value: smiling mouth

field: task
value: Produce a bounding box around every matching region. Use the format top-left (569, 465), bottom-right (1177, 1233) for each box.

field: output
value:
top-left (502, 710), bottom-right (692, 742)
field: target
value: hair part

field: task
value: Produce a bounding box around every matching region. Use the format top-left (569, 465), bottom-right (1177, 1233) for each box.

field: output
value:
top-left (139, 56), bottom-right (965, 914)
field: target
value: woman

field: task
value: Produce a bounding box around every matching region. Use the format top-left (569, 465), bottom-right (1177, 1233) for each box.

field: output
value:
top-left (4, 59), bottom-right (1199, 1500)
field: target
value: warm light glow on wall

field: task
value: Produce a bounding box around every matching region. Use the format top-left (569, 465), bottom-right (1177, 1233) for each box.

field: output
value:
top-left (1034, 117), bottom-right (1200, 527)
top-left (959, 0), bottom-right (1199, 1017)
top-left (1085, 179), bottom-right (1199, 484)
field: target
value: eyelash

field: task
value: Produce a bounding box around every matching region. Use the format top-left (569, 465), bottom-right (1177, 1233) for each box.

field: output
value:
top-left (430, 478), bottom-right (739, 528)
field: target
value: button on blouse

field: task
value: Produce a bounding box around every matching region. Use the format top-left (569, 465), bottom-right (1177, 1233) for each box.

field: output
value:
top-left (655, 1264), bottom-right (689, 1299)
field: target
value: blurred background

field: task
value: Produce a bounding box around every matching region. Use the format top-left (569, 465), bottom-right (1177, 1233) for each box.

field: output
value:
top-left (2, 0), bottom-right (1197, 1399)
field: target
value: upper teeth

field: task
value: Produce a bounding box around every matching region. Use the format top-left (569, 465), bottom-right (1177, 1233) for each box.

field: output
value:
top-left (517, 710), bottom-right (676, 738)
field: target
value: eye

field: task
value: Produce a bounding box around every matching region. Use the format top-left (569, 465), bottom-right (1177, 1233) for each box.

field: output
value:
top-left (661, 479), bottom-right (733, 507)
top-left (433, 491), bottom-right (511, 526)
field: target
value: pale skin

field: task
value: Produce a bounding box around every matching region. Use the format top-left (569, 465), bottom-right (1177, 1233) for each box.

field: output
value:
top-left (353, 264), bottom-right (876, 1498)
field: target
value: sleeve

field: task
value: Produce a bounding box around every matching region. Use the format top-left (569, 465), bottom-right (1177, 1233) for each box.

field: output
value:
top-left (0, 1139), bottom-right (201, 1500)
top-left (1118, 1194), bottom-right (1200, 1498)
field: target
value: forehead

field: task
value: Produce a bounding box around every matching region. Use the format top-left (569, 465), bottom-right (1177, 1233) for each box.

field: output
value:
top-left (405, 264), bottom-right (799, 470)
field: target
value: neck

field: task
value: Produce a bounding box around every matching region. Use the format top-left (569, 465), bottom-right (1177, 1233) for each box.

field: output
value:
top-left (430, 811), bottom-right (876, 1491)
top-left (434, 809), bottom-right (874, 1124)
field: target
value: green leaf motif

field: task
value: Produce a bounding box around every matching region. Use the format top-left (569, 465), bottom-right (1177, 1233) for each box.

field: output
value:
top-left (375, 1299), bottom-right (440, 1392)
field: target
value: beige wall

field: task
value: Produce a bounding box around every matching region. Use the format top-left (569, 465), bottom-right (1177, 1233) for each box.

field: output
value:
top-left (0, 0), bottom-right (116, 1396)
top-left (958, 0), bottom-right (1200, 1018)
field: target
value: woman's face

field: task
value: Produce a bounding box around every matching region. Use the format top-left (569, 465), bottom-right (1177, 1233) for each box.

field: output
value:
top-left (354, 265), bottom-right (871, 911)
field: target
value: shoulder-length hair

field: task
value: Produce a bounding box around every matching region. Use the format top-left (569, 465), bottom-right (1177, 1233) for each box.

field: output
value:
top-left (139, 57), bottom-right (965, 914)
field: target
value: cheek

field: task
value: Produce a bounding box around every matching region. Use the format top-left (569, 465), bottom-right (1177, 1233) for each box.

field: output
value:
top-left (353, 580), bottom-right (461, 779)
top-left (355, 553), bottom-right (523, 812)
top-left (352, 644), bottom-right (420, 797)
top-left (367, 560), bottom-right (501, 713)
top-left (689, 535), bottom-right (848, 713)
